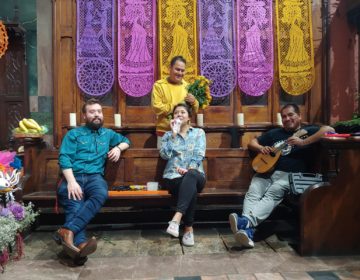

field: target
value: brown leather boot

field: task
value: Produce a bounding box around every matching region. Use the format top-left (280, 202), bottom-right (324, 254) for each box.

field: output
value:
top-left (77, 236), bottom-right (97, 257)
top-left (54, 228), bottom-right (80, 258)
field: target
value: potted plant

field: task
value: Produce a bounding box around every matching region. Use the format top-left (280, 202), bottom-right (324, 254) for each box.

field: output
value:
top-left (0, 151), bottom-right (39, 272)
top-left (333, 92), bottom-right (360, 133)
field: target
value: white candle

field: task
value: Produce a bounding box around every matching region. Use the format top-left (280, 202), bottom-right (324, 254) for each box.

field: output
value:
top-left (276, 113), bottom-right (283, 126)
top-left (69, 113), bottom-right (76, 127)
top-left (157, 136), bottom-right (162, 149)
top-left (196, 113), bottom-right (204, 127)
top-left (237, 113), bottom-right (244, 126)
top-left (114, 114), bottom-right (121, 127)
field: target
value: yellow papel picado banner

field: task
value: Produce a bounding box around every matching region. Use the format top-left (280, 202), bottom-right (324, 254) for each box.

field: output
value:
top-left (276, 0), bottom-right (315, 95)
top-left (158, 0), bottom-right (198, 81)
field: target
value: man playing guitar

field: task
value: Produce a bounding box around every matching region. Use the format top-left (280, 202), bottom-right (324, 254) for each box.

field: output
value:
top-left (229, 104), bottom-right (334, 248)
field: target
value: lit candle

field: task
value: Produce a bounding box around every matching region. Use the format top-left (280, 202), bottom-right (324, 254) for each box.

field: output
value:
top-left (114, 114), bottom-right (121, 127)
top-left (237, 113), bottom-right (244, 126)
top-left (276, 113), bottom-right (283, 126)
top-left (196, 113), bottom-right (204, 127)
top-left (69, 113), bottom-right (76, 127)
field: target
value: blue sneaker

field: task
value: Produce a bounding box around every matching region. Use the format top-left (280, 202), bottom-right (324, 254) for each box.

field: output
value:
top-left (229, 213), bottom-right (250, 234)
top-left (237, 216), bottom-right (250, 230)
top-left (235, 228), bottom-right (255, 248)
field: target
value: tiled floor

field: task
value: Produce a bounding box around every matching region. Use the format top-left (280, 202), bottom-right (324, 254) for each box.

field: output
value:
top-left (2, 225), bottom-right (360, 280)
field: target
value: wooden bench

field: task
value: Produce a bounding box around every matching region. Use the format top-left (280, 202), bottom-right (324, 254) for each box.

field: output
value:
top-left (20, 139), bottom-right (253, 212)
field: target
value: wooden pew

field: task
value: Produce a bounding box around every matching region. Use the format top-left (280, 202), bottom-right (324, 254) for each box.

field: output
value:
top-left (20, 140), bottom-right (253, 210)
top-left (300, 138), bottom-right (360, 255)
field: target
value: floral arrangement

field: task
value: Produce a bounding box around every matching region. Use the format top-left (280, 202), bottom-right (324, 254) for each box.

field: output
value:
top-left (0, 150), bottom-right (39, 272)
top-left (187, 75), bottom-right (212, 110)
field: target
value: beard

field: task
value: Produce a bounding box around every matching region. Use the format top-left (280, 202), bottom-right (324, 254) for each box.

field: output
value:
top-left (86, 117), bottom-right (103, 130)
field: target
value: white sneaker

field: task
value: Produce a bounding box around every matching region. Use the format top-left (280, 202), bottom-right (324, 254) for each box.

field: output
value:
top-left (182, 231), bottom-right (194, 247)
top-left (166, 220), bottom-right (179, 237)
top-left (235, 229), bottom-right (255, 248)
top-left (229, 213), bottom-right (238, 234)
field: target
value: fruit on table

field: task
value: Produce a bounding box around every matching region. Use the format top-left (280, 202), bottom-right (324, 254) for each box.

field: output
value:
top-left (23, 118), bottom-right (42, 131)
top-left (16, 118), bottom-right (45, 134)
top-left (18, 120), bottom-right (29, 132)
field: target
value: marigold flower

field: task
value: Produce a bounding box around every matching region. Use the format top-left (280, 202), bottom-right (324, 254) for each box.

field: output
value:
top-left (186, 75), bottom-right (212, 110)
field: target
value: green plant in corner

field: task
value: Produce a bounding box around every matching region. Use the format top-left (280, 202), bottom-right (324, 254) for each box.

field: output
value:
top-left (333, 91), bottom-right (360, 132)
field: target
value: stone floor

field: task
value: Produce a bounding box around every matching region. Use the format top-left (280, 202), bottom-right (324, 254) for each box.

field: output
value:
top-left (2, 225), bottom-right (360, 280)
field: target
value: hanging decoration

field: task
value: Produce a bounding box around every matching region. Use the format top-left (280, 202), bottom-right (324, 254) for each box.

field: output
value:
top-left (158, 0), bottom-right (198, 81)
top-left (0, 21), bottom-right (9, 59)
top-left (237, 0), bottom-right (273, 96)
top-left (276, 0), bottom-right (315, 95)
top-left (76, 0), bottom-right (115, 97)
top-left (118, 0), bottom-right (156, 97)
top-left (198, 0), bottom-right (236, 98)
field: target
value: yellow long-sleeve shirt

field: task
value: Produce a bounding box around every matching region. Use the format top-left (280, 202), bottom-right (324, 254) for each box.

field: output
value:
top-left (151, 78), bottom-right (199, 133)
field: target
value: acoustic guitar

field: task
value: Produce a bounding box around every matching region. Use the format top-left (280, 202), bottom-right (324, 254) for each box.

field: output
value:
top-left (251, 129), bottom-right (308, 173)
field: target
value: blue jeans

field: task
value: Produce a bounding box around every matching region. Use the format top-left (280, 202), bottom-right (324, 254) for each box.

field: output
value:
top-left (57, 173), bottom-right (108, 246)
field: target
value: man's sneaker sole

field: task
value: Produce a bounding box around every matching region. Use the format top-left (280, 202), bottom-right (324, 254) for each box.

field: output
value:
top-left (235, 230), bottom-right (254, 248)
top-left (229, 213), bottom-right (238, 234)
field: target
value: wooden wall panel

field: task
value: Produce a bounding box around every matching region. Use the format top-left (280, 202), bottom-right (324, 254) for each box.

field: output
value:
top-left (207, 157), bottom-right (252, 188)
top-left (206, 133), bottom-right (232, 148)
top-left (53, 0), bottom-right (77, 147)
top-left (125, 133), bottom-right (156, 148)
top-left (104, 159), bottom-right (125, 186)
top-left (130, 158), bottom-right (166, 184)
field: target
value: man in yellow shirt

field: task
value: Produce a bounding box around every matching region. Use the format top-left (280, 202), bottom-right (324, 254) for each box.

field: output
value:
top-left (151, 56), bottom-right (199, 136)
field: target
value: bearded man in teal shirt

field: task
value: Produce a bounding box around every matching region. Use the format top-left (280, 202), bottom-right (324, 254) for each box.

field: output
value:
top-left (54, 99), bottom-right (130, 264)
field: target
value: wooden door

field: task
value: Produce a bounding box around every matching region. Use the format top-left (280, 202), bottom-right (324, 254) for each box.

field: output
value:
top-left (0, 24), bottom-right (29, 149)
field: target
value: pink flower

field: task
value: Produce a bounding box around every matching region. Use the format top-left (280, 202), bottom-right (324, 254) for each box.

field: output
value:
top-left (0, 151), bottom-right (16, 167)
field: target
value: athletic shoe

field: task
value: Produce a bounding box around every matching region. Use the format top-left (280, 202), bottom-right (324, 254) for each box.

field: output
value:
top-left (235, 228), bottom-right (255, 248)
top-left (229, 213), bottom-right (250, 234)
top-left (166, 220), bottom-right (179, 237)
top-left (229, 213), bottom-right (239, 234)
top-left (182, 231), bottom-right (195, 246)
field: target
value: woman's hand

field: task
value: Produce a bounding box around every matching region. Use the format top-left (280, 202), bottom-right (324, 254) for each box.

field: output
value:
top-left (170, 119), bottom-right (180, 138)
top-left (176, 167), bottom-right (188, 175)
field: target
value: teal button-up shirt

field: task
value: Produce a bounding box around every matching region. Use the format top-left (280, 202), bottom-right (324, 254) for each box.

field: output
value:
top-left (59, 126), bottom-right (130, 175)
top-left (160, 127), bottom-right (206, 179)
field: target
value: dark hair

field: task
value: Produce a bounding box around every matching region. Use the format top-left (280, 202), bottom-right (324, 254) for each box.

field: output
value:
top-left (172, 103), bottom-right (192, 118)
top-left (170, 56), bottom-right (186, 67)
top-left (281, 103), bottom-right (300, 115)
top-left (82, 98), bottom-right (102, 113)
